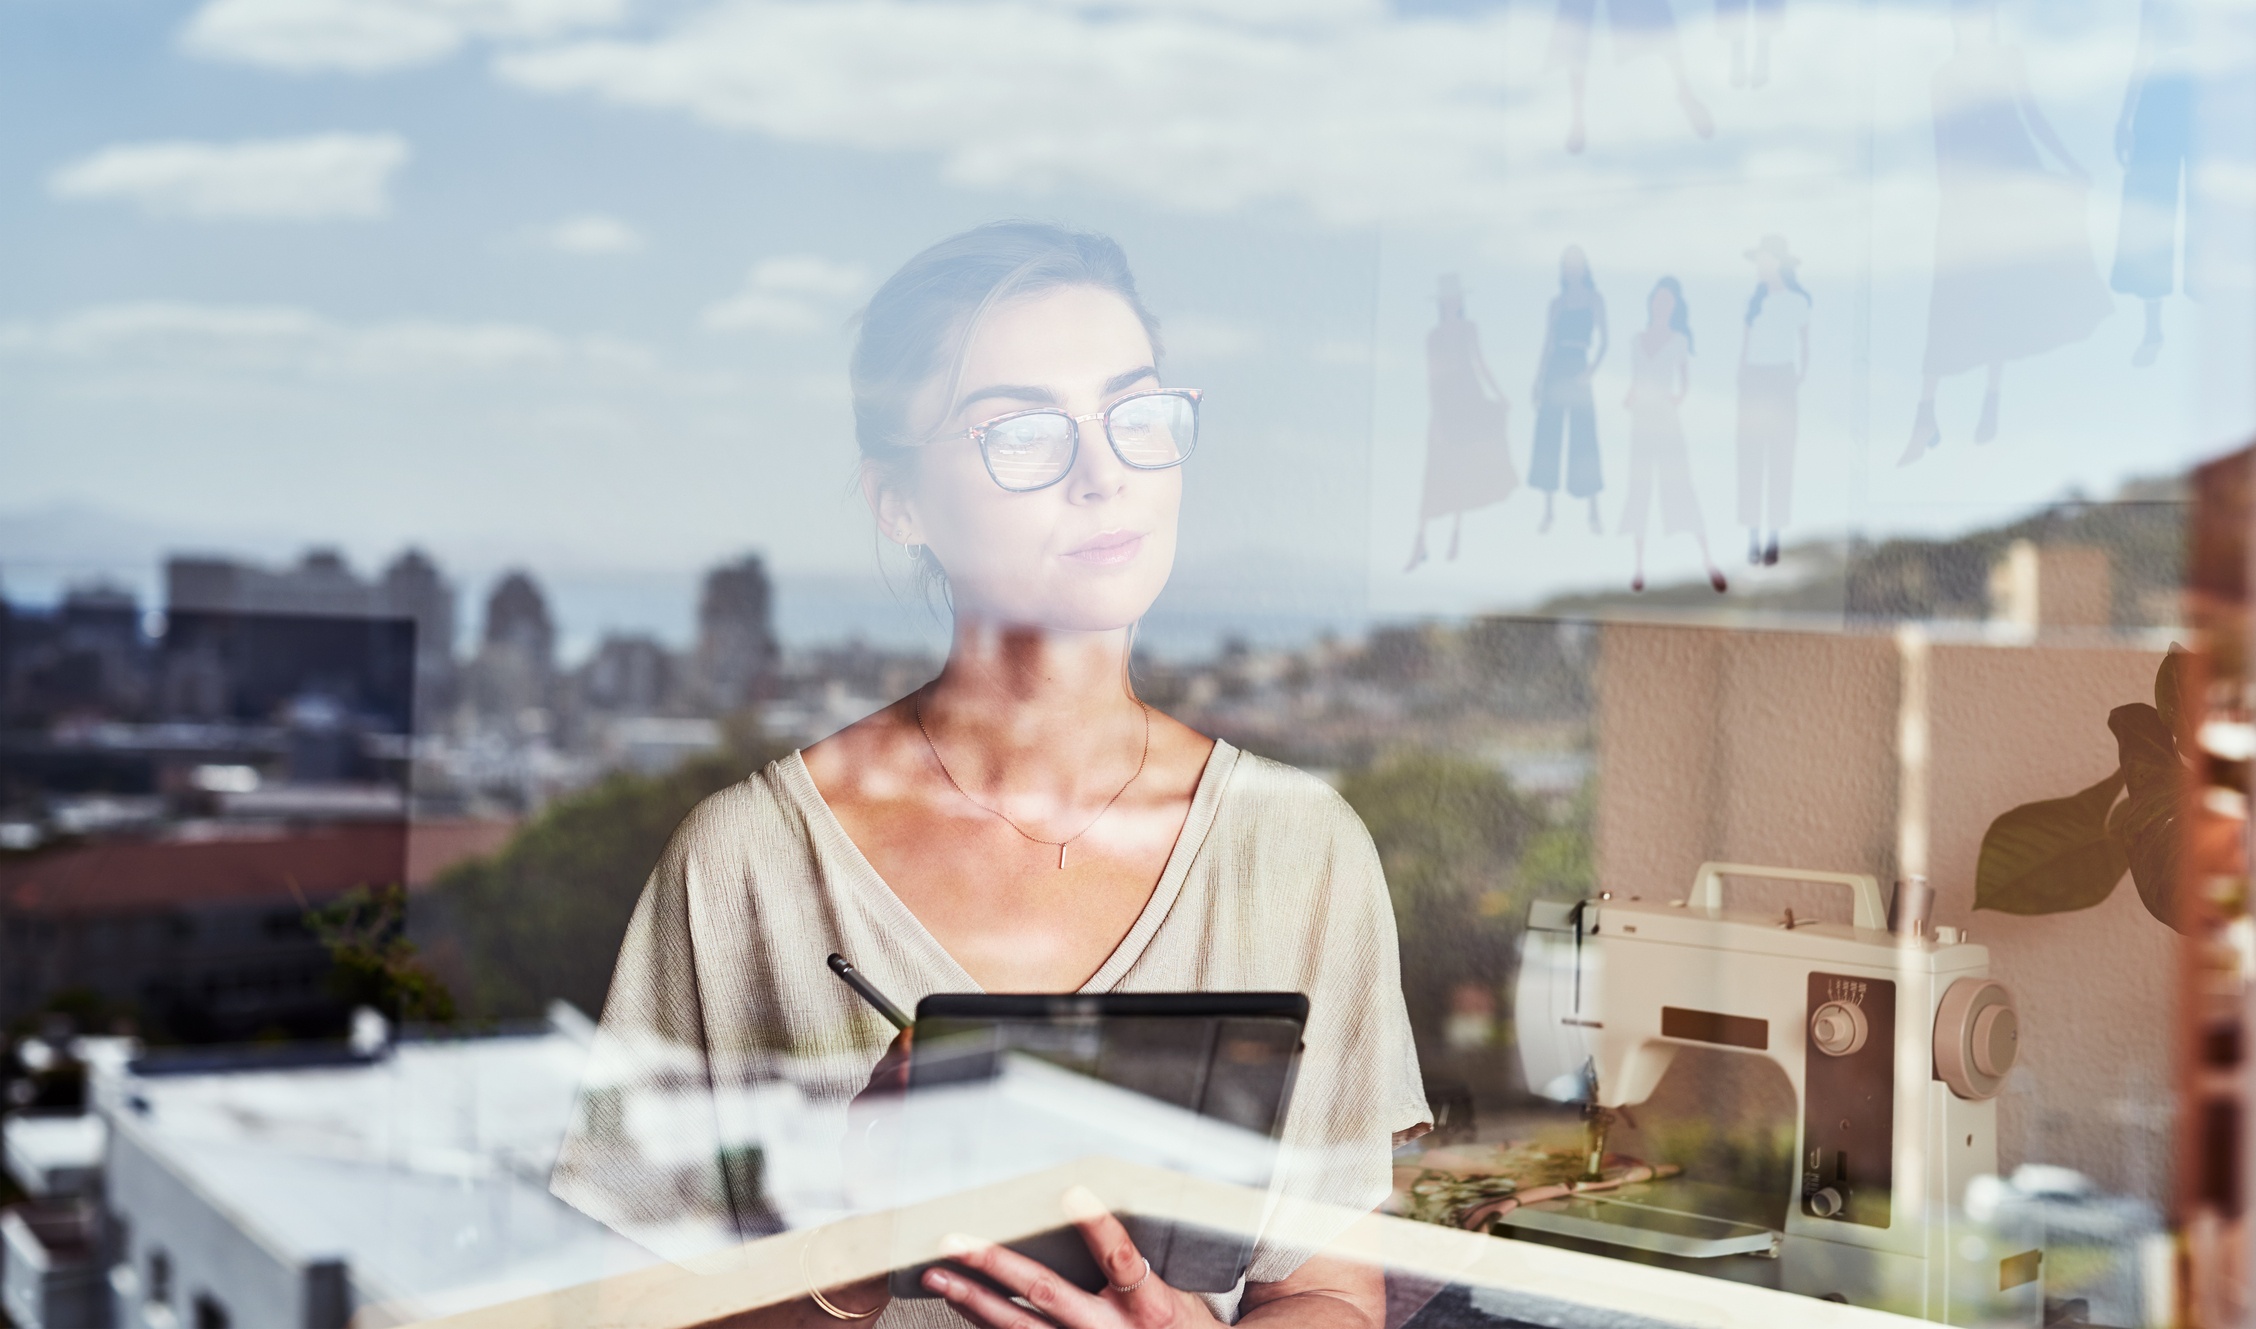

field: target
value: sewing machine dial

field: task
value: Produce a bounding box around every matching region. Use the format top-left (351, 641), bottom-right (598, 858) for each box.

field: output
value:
top-left (1810, 1000), bottom-right (1869, 1057)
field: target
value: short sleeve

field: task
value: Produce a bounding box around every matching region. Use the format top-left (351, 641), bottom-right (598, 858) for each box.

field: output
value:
top-left (548, 809), bottom-right (784, 1261)
top-left (1236, 774), bottom-right (1430, 1286)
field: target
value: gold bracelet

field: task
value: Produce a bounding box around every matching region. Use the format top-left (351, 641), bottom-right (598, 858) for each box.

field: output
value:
top-left (802, 1237), bottom-right (884, 1320)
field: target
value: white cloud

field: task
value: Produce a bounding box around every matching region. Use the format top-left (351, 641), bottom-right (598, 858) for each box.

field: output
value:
top-left (0, 302), bottom-right (656, 377)
top-left (48, 134), bottom-right (411, 221)
top-left (702, 255), bottom-right (872, 334)
top-left (489, 0), bottom-right (2152, 269)
top-left (536, 213), bottom-right (646, 254)
top-left (181, 0), bottom-right (629, 74)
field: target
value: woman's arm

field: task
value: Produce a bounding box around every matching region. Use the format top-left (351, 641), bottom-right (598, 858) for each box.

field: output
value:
top-left (1586, 295), bottom-right (1610, 378)
top-left (1238, 1253), bottom-right (1385, 1329)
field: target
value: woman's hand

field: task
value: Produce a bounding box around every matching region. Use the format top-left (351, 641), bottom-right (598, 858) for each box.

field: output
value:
top-left (855, 1026), bottom-right (914, 1104)
top-left (841, 1027), bottom-right (914, 1248)
top-left (921, 1187), bottom-right (1216, 1329)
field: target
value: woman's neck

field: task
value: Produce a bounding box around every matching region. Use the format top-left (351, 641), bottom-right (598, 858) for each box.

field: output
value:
top-left (917, 617), bottom-right (1144, 796)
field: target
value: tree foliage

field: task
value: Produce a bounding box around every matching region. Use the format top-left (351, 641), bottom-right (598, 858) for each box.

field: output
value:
top-left (414, 738), bottom-right (784, 1022)
top-left (307, 883), bottom-right (458, 1024)
top-left (1339, 752), bottom-right (1565, 1050)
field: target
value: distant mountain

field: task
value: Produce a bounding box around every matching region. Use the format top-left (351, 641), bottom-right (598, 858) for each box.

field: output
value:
top-left (0, 502), bottom-right (307, 604)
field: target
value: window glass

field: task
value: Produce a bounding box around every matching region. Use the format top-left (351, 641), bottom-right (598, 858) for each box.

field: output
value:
top-left (1, 2), bottom-right (2251, 1326)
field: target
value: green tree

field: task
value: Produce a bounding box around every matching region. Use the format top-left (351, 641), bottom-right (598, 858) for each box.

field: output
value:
top-left (307, 883), bottom-right (458, 1024)
top-left (1338, 752), bottom-right (1545, 1053)
top-left (415, 735), bottom-right (786, 1022)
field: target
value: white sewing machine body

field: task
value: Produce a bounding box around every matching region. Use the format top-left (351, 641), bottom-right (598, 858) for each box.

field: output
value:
top-left (1516, 864), bottom-right (2038, 1325)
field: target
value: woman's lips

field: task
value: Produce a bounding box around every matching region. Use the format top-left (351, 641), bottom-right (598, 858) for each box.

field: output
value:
top-left (1064, 531), bottom-right (1145, 566)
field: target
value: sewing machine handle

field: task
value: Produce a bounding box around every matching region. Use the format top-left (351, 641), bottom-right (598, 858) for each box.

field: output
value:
top-left (1688, 862), bottom-right (1888, 931)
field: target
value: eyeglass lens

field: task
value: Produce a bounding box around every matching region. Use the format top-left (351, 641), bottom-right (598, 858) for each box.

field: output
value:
top-left (981, 393), bottom-right (1197, 491)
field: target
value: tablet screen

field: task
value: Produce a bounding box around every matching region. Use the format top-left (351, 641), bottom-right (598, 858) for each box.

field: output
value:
top-left (884, 992), bottom-right (1307, 1296)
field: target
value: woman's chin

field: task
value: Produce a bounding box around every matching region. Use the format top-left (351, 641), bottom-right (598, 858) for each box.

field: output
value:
top-left (953, 559), bottom-right (1173, 635)
top-left (957, 590), bottom-right (1168, 637)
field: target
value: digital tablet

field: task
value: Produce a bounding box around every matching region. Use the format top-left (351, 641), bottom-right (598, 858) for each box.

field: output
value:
top-left (885, 991), bottom-right (1308, 1298)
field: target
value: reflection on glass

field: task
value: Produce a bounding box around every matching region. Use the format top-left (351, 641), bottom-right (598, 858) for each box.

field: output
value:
top-left (1546, 0), bottom-right (1715, 155)
top-left (2112, 0), bottom-right (2200, 368)
top-left (1714, 0), bottom-right (1787, 90)
top-left (550, 222), bottom-right (1427, 1329)
top-left (1734, 236), bottom-right (1810, 570)
top-left (1618, 276), bottom-right (1724, 595)
top-left (1529, 246), bottom-right (1610, 537)
top-left (1405, 274), bottom-right (1517, 571)
top-left (1904, 0), bottom-right (2113, 464)
top-left (4, 0), bottom-right (2252, 1323)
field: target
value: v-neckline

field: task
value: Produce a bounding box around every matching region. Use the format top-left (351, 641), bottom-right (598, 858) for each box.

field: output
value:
top-left (779, 739), bottom-right (1239, 995)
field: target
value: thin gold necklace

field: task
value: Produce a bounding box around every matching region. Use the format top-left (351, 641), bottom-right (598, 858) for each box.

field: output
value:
top-left (913, 688), bottom-right (1151, 869)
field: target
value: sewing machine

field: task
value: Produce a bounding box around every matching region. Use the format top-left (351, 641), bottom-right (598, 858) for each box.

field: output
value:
top-left (1513, 863), bottom-right (2038, 1324)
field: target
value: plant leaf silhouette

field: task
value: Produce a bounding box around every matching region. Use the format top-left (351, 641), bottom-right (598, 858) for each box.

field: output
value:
top-left (2108, 701), bottom-right (2185, 932)
top-left (2156, 643), bottom-right (2189, 737)
top-left (1975, 770), bottom-right (2128, 915)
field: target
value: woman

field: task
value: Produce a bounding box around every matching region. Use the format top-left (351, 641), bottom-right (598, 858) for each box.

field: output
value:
top-left (1734, 235), bottom-right (1810, 568)
top-left (1619, 277), bottom-right (1725, 594)
top-left (551, 222), bottom-right (1429, 1329)
top-left (1900, 0), bottom-right (2110, 464)
top-left (1406, 273), bottom-right (1517, 571)
top-left (1546, 0), bottom-right (1715, 154)
top-left (1527, 245), bottom-right (1609, 536)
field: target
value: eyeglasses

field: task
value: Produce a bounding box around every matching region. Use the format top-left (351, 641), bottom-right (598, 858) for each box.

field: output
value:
top-left (960, 388), bottom-right (1203, 492)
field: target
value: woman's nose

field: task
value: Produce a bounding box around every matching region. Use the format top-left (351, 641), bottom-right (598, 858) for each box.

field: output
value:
top-left (1065, 413), bottom-right (1127, 502)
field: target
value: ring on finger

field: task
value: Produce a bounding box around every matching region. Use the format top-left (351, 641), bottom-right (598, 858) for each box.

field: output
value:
top-left (1108, 1256), bottom-right (1151, 1296)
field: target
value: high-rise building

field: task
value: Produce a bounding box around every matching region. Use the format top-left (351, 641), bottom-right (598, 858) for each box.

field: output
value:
top-left (481, 572), bottom-right (554, 665)
top-left (580, 634), bottom-right (674, 715)
top-left (471, 572), bottom-right (556, 724)
top-left (694, 555), bottom-right (778, 713)
top-left (0, 583), bottom-right (153, 725)
top-left (380, 549), bottom-right (458, 724)
top-left (159, 549), bottom-right (445, 734)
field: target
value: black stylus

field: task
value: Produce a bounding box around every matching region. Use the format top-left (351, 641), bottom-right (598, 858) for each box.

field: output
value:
top-left (827, 953), bottom-right (912, 1031)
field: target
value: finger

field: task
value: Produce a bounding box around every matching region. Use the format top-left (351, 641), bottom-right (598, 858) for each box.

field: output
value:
top-left (938, 1235), bottom-right (1101, 1328)
top-left (1060, 1188), bottom-right (1152, 1302)
top-left (924, 1265), bottom-right (1049, 1329)
top-left (856, 1028), bottom-right (916, 1104)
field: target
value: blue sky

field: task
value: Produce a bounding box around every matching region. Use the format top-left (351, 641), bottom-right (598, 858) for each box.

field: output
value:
top-left (3, 0), bottom-right (2250, 654)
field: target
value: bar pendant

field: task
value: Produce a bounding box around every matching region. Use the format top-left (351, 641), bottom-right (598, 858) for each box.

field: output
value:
top-left (1058, 843), bottom-right (1068, 869)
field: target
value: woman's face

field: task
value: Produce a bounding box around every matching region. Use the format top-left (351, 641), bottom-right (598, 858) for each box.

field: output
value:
top-left (882, 284), bottom-right (1181, 633)
top-left (1648, 285), bottom-right (1677, 326)
top-left (1755, 253), bottom-right (1782, 286)
top-left (1561, 247), bottom-right (1589, 285)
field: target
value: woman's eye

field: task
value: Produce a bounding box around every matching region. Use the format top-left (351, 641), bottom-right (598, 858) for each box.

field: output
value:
top-left (989, 420), bottom-right (1055, 454)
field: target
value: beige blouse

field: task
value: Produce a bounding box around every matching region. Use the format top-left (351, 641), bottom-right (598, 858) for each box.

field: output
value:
top-left (551, 739), bottom-right (1428, 1323)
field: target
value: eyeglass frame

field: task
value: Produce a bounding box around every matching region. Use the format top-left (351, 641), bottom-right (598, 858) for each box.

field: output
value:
top-left (953, 388), bottom-right (1204, 493)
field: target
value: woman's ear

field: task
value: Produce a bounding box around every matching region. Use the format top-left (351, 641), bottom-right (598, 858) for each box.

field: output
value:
top-left (862, 461), bottom-right (921, 549)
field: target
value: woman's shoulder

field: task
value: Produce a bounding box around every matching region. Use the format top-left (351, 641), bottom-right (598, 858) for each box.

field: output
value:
top-left (1214, 747), bottom-right (1373, 846)
top-left (656, 755), bottom-right (818, 875)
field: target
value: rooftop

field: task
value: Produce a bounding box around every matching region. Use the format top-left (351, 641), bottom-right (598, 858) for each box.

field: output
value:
top-left (0, 822), bottom-right (407, 915)
top-left (1, 1112), bottom-right (105, 1197)
top-left (93, 1009), bottom-right (658, 1322)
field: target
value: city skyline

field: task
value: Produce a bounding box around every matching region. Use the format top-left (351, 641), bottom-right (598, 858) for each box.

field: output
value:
top-left (5, 0), bottom-right (2245, 642)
